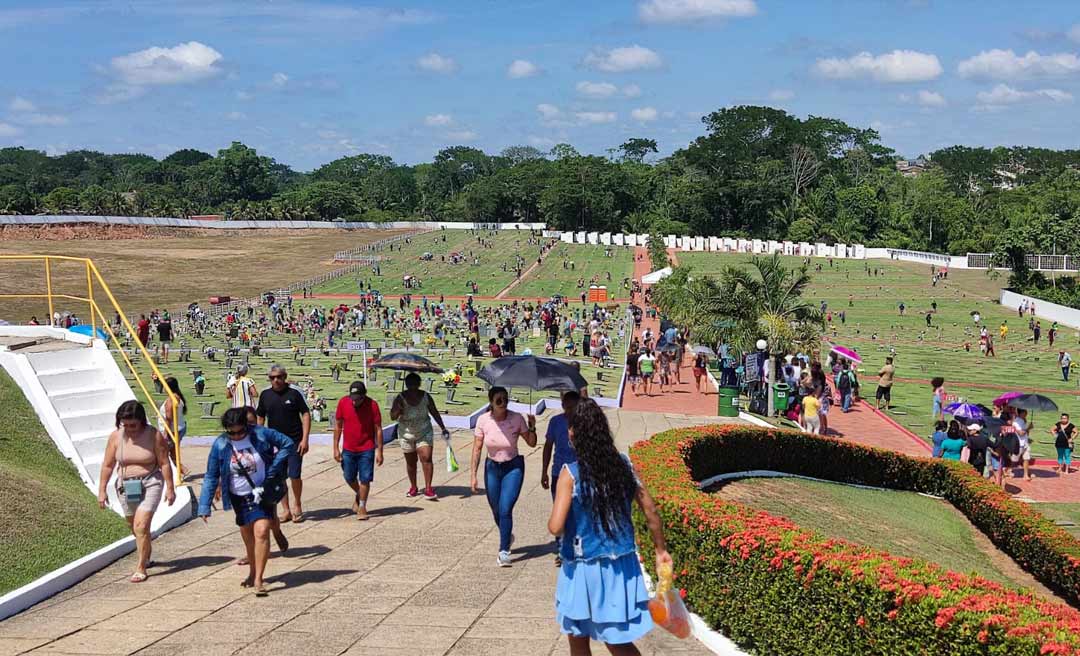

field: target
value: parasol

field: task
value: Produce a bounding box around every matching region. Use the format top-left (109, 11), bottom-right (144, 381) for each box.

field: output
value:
top-left (993, 391), bottom-right (1024, 406)
top-left (828, 343), bottom-right (862, 364)
top-left (478, 356), bottom-right (587, 392)
top-left (369, 352), bottom-right (443, 373)
top-left (692, 345), bottom-right (716, 357)
top-left (943, 402), bottom-right (985, 420)
top-left (1009, 393), bottom-right (1058, 412)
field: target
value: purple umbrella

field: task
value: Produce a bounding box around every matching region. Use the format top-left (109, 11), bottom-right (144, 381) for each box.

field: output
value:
top-left (944, 402), bottom-right (985, 420)
top-left (828, 344), bottom-right (862, 364)
top-left (993, 391), bottom-right (1024, 406)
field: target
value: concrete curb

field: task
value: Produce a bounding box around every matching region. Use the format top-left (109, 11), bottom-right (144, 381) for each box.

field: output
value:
top-left (0, 486), bottom-right (195, 621)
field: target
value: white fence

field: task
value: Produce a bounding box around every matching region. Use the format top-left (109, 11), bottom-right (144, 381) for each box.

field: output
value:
top-left (0, 215), bottom-right (547, 231)
top-left (333, 229), bottom-right (433, 261)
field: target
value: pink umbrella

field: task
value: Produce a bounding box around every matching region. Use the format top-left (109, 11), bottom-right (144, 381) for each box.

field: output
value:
top-left (828, 344), bottom-right (862, 364)
top-left (993, 391), bottom-right (1024, 406)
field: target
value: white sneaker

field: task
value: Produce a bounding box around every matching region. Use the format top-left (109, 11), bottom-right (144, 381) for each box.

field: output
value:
top-left (497, 551), bottom-right (512, 567)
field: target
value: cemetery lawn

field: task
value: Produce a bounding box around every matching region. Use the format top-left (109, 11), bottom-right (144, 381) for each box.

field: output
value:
top-left (511, 243), bottom-right (636, 300)
top-left (678, 252), bottom-right (1079, 459)
top-left (0, 369), bottom-right (130, 595)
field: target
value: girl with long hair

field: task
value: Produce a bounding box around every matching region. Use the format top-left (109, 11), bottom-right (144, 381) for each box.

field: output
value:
top-left (158, 376), bottom-right (188, 477)
top-left (548, 398), bottom-right (671, 655)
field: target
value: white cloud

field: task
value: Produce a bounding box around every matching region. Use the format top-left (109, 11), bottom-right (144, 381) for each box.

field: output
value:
top-left (9, 96), bottom-right (35, 112)
top-left (109, 41), bottom-right (223, 86)
top-left (631, 107), bottom-right (659, 122)
top-left (916, 89), bottom-right (946, 107)
top-left (622, 84), bottom-right (642, 98)
top-left (528, 135), bottom-right (556, 148)
top-left (638, 0), bottom-right (757, 24)
top-left (975, 83), bottom-right (1073, 106)
top-left (583, 45), bottom-right (662, 73)
top-left (446, 129), bottom-right (477, 141)
top-left (576, 81), bottom-right (618, 98)
top-left (957, 49), bottom-right (1080, 80)
top-left (769, 89), bottom-right (795, 101)
top-left (417, 53), bottom-right (458, 74)
top-left (536, 103), bottom-right (562, 119)
top-left (1069, 24), bottom-right (1080, 44)
top-left (225, 111), bottom-right (246, 121)
top-left (0, 122), bottom-right (20, 137)
top-left (424, 113), bottom-right (453, 126)
top-left (576, 111), bottom-right (617, 124)
top-left (269, 72), bottom-right (289, 88)
top-left (507, 59), bottom-right (540, 79)
top-left (813, 49), bottom-right (943, 82)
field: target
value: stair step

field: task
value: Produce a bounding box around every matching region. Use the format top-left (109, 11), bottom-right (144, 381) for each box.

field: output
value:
top-left (38, 368), bottom-right (110, 394)
top-left (49, 387), bottom-right (119, 415)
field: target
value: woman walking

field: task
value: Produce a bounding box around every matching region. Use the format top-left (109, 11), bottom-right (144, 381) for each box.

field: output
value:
top-left (548, 398), bottom-right (671, 655)
top-left (97, 401), bottom-right (176, 583)
top-left (197, 408), bottom-right (295, 596)
top-left (940, 421), bottom-right (966, 461)
top-left (931, 377), bottom-right (946, 422)
top-left (1051, 413), bottom-right (1075, 475)
top-left (625, 345), bottom-right (640, 396)
top-left (692, 350), bottom-right (708, 393)
top-left (334, 382), bottom-right (384, 520)
top-left (392, 373), bottom-right (451, 499)
top-left (158, 376), bottom-right (188, 477)
top-left (471, 386), bottom-right (537, 567)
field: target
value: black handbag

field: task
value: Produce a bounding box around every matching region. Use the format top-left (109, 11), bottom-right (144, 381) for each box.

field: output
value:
top-left (230, 444), bottom-right (287, 507)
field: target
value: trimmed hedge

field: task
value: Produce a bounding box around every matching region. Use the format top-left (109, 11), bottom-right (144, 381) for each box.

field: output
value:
top-left (631, 424), bottom-right (1080, 655)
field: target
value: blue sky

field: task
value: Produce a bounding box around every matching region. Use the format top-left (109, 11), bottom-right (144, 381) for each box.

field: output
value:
top-left (1, 0), bottom-right (1079, 170)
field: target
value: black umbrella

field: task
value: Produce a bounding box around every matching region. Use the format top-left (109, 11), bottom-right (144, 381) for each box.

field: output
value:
top-left (1009, 393), bottom-right (1058, 412)
top-left (478, 356), bottom-right (587, 392)
top-left (369, 352), bottom-right (443, 373)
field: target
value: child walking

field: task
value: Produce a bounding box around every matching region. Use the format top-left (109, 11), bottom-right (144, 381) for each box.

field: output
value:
top-left (548, 399), bottom-right (672, 655)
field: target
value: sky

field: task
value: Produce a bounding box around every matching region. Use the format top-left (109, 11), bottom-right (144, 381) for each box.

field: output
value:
top-left (2, 0), bottom-right (1080, 170)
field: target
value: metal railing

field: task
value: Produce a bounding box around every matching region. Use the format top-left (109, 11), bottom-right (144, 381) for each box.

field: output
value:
top-left (0, 255), bottom-right (183, 484)
top-left (333, 229), bottom-right (434, 261)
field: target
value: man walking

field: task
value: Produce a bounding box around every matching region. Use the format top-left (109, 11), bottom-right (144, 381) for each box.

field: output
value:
top-left (836, 361), bottom-right (857, 413)
top-left (876, 356), bottom-right (895, 410)
top-left (257, 364), bottom-right (311, 523)
top-left (1060, 351), bottom-right (1072, 382)
top-left (541, 391), bottom-right (580, 566)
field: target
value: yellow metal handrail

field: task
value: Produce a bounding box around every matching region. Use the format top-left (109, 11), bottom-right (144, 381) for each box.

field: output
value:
top-left (0, 255), bottom-right (183, 485)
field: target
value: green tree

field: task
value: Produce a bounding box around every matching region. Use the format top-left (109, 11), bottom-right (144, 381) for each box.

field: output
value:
top-left (647, 232), bottom-right (669, 270)
top-left (41, 186), bottom-right (80, 214)
top-left (0, 184), bottom-right (35, 214)
top-left (618, 138), bottom-right (659, 163)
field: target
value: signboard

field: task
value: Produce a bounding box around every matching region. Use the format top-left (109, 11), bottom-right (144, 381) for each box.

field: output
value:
top-left (743, 353), bottom-right (761, 384)
top-left (345, 341), bottom-right (367, 351)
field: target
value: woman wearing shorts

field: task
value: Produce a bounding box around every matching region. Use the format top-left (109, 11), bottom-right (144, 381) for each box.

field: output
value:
top-left (692, 351), bottom-right (708, 392)
top-left (392, 372), bottom-right (451, 500)
top-left (625, 345), bottom-right (641, 395)
top-left (637, 348), bottom-right (656, 396)
top-left (98, 401), bottom-right (176, 583)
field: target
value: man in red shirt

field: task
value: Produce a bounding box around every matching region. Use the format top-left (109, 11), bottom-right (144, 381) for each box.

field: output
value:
top-left (136, 314), bottom-right (150, 347)
top-left (333, 381), bottom-right (383, 520)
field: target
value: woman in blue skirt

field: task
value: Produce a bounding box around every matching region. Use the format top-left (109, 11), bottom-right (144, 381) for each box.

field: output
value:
top-left (548, 398), bottom-right (672, 655)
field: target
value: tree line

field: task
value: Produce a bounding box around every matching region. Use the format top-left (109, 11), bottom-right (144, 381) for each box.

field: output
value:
top-left (2, 105), bottom-right (1080, 256)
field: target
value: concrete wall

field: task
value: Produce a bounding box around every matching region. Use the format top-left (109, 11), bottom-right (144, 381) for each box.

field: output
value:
top-left (0, 216), bottom-right (546, 231)
top-left (1000, 289), bottom-right (1080, 330)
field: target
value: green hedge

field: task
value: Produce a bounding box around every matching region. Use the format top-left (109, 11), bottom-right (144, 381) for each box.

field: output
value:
top-left (631, 424), bottom-right (1080, 655)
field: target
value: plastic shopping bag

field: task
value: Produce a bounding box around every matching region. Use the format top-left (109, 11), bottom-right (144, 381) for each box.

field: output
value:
top-left (648, 561), bottom-right (692, 639)
top-left (446, 443), bottom-right (460, 473)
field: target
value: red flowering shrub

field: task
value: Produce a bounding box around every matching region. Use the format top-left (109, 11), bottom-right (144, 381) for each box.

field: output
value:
top-left (631, 424), bottom-right (1080, 655)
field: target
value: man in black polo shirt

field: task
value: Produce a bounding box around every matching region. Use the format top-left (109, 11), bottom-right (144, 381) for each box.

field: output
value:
top-left (257, 364), bottom-right (311, 523)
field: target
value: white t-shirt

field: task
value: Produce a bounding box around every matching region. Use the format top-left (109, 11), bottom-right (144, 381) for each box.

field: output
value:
top-left (227, 437), bottom-right (266, 496)
top-left (227, 375), bottom-right (257, 409)
top-left (1013, 417), bottom-right (1028, 447)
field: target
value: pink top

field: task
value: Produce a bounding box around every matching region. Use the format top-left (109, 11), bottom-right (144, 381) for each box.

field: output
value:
top-left (474, 411), bottom-right (529, 463)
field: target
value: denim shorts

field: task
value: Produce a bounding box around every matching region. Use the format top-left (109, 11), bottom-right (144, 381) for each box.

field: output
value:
top-left (342, 449), bottom-right (375, 484)
top-left (230, 493), bottom-right (274, 527)
top-left (286, 452), bottom-right (303, 479)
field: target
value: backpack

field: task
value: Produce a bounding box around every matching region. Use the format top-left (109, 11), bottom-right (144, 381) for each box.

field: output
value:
top-left (1001, 432), bottom-right (1021, 456)
top-left (837, 371), bottom-right (852, 392)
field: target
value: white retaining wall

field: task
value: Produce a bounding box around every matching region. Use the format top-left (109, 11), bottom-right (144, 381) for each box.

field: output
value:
top-left (1000, 289), bottom-right (1080, 330)
top-left (0, 216), bottom-right (546, 231)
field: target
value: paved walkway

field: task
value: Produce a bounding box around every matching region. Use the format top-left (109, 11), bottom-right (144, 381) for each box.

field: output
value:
top-left (0, 409), bottom-right (734, 656)
top-left (824, 396), bottom-right (1079, 502)
top-left (622, 248), bottom-right (718, 417)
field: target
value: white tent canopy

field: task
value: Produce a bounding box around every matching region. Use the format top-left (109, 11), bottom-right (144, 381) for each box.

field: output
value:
top-left (641, 267), bottom-right (672, 284)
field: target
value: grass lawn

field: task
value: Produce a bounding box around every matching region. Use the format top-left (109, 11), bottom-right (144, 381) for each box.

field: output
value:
top-left (0, 369), bottom-right (130, 595)
top-left (1034, 503), bottom-right (1080, 539)
top-left (313, 231), bottom-right (538, 298)
top-left (0, 228), bottom-right (411, 322)
top-left (716, 476), bottom-right (1037, 590)
top-left (677, 251), bottom-right (1080, 459)
top-left (512, 243), bottom-right (636, 300)
top-left (118, 299), bottom-right (628, 436)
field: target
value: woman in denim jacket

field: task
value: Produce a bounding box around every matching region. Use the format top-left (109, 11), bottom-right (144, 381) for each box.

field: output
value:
top-left (198, 407), bottom-right (294, 596)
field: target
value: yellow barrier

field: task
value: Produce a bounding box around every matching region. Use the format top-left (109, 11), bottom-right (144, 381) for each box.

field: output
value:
top-left (0, 255), bottom-right (183, 485)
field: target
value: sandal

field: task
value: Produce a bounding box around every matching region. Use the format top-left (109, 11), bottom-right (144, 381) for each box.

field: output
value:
top-left (236, 557), bottom-right (250, 566)
top-left (292, 512), bottom-right (305, 524)
top-left (130, 572), bottom-right (148, 583)
top-left (255, 584), bottom-right (268, 597)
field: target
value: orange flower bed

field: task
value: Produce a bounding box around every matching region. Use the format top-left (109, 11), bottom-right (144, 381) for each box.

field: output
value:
top-left (630, 424), bottom-right (1080, 655)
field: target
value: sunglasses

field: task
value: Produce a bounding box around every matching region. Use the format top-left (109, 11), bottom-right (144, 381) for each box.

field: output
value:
top-left (268, 374), bottom-right (286, 380)
top-left (226, 428), bottom-right (247, 437)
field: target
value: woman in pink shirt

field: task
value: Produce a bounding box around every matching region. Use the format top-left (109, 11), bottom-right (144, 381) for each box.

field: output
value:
top-left (471, 386), bottom-right (537, 567)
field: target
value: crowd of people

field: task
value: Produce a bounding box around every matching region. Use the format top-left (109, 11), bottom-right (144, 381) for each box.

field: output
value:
top-left (98, 371), bottom-right (670, 653)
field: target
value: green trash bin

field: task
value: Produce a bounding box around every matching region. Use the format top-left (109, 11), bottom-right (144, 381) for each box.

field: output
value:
top-left (772, 383), bottom-right (791, 413)
top-left (717, 386), bottom-right (739, 417)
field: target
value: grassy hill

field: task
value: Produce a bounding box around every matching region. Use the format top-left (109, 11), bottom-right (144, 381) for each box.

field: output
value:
top-left (0, 369), bottom-right (129, 595)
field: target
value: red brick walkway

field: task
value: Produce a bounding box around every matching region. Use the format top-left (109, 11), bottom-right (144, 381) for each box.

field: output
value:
top-left (620, 248), bottom-right (719, 416)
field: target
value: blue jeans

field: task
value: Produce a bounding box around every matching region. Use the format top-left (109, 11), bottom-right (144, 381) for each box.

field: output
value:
top-left (341, 449), bottom-right (375, 484)
top-left (841, 391), bottom-right (853, 412)
top-left (1063, 367), bottom-right (1070, 382)
top-left (484, 456), bottom-right (525, 552)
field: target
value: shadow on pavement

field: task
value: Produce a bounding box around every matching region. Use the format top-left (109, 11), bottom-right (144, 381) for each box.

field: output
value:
top-left (266, 568), bottom-right (359, 589)
top-left (152, 555), bottom-right (234, 575)
top-left (366, 505), bottom-right (422, 518)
